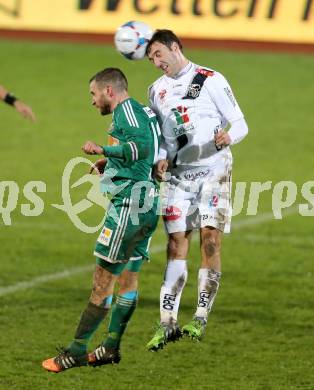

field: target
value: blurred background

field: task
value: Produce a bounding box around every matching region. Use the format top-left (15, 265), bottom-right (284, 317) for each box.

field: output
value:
top-left (0, 1), bottom-right (313, 389)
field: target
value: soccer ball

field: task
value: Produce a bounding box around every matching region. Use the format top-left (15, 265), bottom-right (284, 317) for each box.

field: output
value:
top-left (114, 21), bottom-right (153, 60)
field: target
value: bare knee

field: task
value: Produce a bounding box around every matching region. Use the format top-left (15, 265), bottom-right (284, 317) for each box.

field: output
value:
top-left (90, 265), bottom-right (117, 305)
top-left (118, 270), bottom-right (138, 295)
top-left (168, 232), bottom-right (191, 259)
top-left (168, 236), bottom-right (181, 255)
top-left (201, 228), bottom-right (221, 258)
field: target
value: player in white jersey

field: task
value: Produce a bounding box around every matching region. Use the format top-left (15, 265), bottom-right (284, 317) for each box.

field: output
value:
top-left (145, 30), bottom-right (248, 350)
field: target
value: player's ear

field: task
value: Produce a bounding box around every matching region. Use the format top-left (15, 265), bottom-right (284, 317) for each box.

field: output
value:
top-left (171, 42), bottom-right (179, 52)
top-left (105, 85), bottom-right (114, 98)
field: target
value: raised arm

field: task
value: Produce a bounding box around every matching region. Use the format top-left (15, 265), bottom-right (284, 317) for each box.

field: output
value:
top-left (0, 85), bottom-right (36, 122)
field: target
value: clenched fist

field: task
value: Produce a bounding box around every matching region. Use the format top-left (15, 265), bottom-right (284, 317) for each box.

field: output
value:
top-left (82, 141), bottom-right (103, 155)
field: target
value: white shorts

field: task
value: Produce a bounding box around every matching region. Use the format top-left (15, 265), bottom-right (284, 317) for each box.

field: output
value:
top-left (161, 161), bottom-right (232, 234)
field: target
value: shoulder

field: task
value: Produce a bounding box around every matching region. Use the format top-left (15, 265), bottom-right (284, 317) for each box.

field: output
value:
top-left (116, 99), bottom-right (138, 128)
top-left (189, 63), bottom-right (226, 87)
top-left (203, 68), bottom-right (231, 92)
top-left (120, 98), bottom-right (151, 128)
top-left (148, 75), bottom-right (166, 101)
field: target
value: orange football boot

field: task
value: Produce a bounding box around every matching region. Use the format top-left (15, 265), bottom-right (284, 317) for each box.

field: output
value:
top-left (42, 348), bottom-right (88, 373)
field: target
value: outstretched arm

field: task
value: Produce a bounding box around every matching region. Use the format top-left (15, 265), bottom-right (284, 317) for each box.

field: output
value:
top-left (0, 85), bottom-right (36, 122)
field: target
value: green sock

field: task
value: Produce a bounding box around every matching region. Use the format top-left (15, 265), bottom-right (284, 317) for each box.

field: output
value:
top-left (103, 292), bottom-right (137, 349)
top-left (68, 301), bottom-right (109, 356)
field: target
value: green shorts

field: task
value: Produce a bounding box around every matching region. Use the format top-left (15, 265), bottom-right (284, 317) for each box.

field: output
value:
top-left (94, 190), bottom-right (158, 265)
top-left (96, 257), bottom-right (145, 276)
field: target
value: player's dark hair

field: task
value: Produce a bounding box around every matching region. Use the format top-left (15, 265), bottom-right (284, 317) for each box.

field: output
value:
top-left (146, 29), bottom-right (183, 55)
top-left (90, 68), bottom-right (128, 92)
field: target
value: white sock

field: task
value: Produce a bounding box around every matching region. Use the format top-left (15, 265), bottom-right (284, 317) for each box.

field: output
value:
top-left (160, 259), bottom-right (188, 324)
top-left (195, 268), bottom-right (221, 321)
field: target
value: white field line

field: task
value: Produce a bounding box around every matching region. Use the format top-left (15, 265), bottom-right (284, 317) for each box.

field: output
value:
top-left (0, 207), bottom-right (299, 297)
top-left (235, 233), bottom-right (314, 247)
top-left (231, 205), bottom-right (299, 229)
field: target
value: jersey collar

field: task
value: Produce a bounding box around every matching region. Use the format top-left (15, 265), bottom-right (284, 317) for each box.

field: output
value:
top-left (173, 61), bottom-right (193, 79)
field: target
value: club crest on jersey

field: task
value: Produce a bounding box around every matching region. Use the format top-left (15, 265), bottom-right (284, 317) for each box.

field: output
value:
top-left (97, 227), bottom-right (113, 246)
top-left (158, 89), bottom-right (167, 100)
top-left (186, 83), bottom-right (201, 99)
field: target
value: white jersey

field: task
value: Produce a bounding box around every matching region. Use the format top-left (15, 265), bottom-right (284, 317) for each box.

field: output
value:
top-left (148, 62), bottom-right (245, 178)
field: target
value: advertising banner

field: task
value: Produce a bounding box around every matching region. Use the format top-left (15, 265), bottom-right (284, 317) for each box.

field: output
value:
top-left (0, 0), bottom-right (313, 44)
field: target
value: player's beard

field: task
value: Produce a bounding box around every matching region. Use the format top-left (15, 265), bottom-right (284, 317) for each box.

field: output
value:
top-left (100, 103), bottom-right (111, 116)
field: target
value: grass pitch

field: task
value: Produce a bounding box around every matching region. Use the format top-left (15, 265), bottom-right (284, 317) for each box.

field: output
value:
top-left (0, 39), bottom-right (313, 389)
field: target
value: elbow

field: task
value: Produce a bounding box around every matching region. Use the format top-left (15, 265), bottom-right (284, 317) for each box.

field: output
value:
top-left (124, 142), bottom-right (148, 163)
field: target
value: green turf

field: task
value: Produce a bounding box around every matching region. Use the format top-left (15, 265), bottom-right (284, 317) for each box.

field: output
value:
top-left (0, 39), bottom-right (313, 389)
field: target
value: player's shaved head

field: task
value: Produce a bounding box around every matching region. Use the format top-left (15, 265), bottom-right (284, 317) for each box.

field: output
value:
top-left (146, 29), bottom-right (183, 55)
top-left (90, 68), bottom-right (128, 92)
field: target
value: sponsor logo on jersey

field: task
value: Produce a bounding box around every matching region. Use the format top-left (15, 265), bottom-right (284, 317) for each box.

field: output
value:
top-left (196, 68), bottom-right (214, 77)
top-left (172, 105), bottom-right (189, 125)
top-left (158, 89), bottom-right (167, 100)
top-left (183, 169), bottom-right (210, 181)
top-left (163, 206), bottom-right (182, 221)
top-left (97, 227), bottom-right (113, 246)
top-left (224, 87), bottom-right (236, 107)
top-left (173, 122), bottom-right (195, 137)
top-left (209, 195), bottom-right (219, 208)
top-left (108, 135), bottom-right (119, 146)
top-left (143, 106), bottom-right (156, 118)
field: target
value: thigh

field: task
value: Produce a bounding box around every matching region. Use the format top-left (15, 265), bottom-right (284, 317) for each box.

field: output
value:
top-left (167, 230), bottom-right (193, 259)
top-left (198, 169), bottom-right (232, 233)
top-left (126, 208), bottom-right (159, 263)
top-left (162, 182), bottom-right (198, 234)
top-left (94, 196), bottom-right (137, 263)
top-left (95, 194), bottom-right (159, 264)
top-left (117, 267), bottom-right (142, 294)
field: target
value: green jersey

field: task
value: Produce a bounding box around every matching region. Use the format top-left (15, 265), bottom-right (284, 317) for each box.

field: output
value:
top-left (102, 98), bottom-right (161, 190)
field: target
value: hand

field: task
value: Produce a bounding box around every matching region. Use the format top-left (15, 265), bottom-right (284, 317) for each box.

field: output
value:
top-left (82, 141), bottom-right (103, 155)
top-left (214, 130), bottom-right (231, 148)
top-left (90, 158), bottom-right (107, 175)
top-left (14, 100), bottom-right (36, 122)
top-left (154, 159), bottom-right (169, 181)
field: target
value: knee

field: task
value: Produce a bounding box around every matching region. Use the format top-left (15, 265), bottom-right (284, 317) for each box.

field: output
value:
top-left (168, 235), bottom-right (184, 257)
top-left (90, 270), bottom-right (115, 304)
top-left (90, 283), bottom-right (107, 303)
top-left (118, 271), bottom-right (138, 293)
top-left (202, 233), bottom-right (220, 258)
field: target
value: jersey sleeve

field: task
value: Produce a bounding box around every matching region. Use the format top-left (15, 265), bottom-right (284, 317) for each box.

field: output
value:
top-left (228, 117), bottom-right (248, 145)
top-left (205, 71), bottom-right (244, 123)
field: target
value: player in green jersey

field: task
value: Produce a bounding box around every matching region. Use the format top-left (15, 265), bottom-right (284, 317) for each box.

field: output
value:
top-left (42, 68), bottom-right (160, 373)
